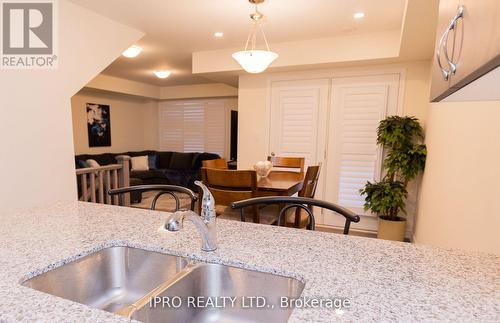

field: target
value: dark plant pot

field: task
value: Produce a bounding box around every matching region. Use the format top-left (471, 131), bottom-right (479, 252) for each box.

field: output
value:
top-left (377, 216), bottom-right (407, 241)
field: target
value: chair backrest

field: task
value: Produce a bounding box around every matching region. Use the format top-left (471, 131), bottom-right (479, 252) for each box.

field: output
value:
top-left (201, 168), bottom-right (258, 207)
top-left (299, 164), bottom-right (321, 198)
top-left (267, 156), bottom-right (305, 173)
top-left (108, 184), bottom-right (197, 211)
top-left (230, 196), bottom-right (360, 234)
top-left (202, 158), bottom-right (228, 169)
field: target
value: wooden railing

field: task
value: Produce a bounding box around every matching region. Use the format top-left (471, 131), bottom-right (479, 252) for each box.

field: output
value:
top-left (76, 155), bottom-right (131, 206)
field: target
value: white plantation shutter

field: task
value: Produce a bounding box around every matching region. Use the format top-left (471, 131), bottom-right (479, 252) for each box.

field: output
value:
top-left (204, 102), bottom-right (226, 157)
top-left (323, 74), bottom-right (401, 230)
top-left (159, 105), bottom-right (183, 152)
top-left (159, 100), bottom-right (227, 156)
top-left (278, 90), bottom-right (318, 164)
top-left (183, 103), bottom-right (204, 152)
top-left (335, 85), bottom-right (389, 212)
top-left (270, 79), bottom-right (329, 166)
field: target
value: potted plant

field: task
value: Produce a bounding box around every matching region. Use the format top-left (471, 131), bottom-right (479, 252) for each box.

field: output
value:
top-left (360, 116), bottom-right (427, 241)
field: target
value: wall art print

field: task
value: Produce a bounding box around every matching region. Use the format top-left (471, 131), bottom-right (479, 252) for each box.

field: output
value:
top-left (86, 103), bottom-right (111, 147)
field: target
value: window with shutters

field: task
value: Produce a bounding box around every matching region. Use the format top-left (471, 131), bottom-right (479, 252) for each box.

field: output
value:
top-left (335, 85), bottom-right (388, 212)
top-left (325, 74), bottom-right (400, 219)
top-left (270, 79), bottom-right (329, 168)
top-left (277, 89), bottom-right (319, 165)
top-left (159, 99), bottom-right (228, 157)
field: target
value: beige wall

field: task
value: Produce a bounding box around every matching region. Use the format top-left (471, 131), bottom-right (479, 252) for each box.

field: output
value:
top-left (160, 83), bottom-right (238, 100)
top-left (0, 1), bottom-right (143, 210)
top-left (85, 74), bottom-right (238, 100)
top-left (72, 90), bottom-right (159, 155)
top-left (86, 74), bottom-right (161, 99)
top-left (401, 61), bottom-right (432, 124)
top-left (194, 30), bottom-right (401, 74)
top-left (414, 101), bottom-right (500, 255)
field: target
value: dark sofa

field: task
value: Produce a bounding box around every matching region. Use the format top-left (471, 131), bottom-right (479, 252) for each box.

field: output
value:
top-left (75, 150), bottom-right (220, 190)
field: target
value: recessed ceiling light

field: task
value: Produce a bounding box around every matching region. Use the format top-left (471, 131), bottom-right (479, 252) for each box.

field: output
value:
top-left (353, 12), bottom-right (365, 19)
top-left (122, 45), bottom-right (142, 58)
top-left (214, 32), bottom-right (224, 38)
top-left (154, 70), bottom-right (171, 79)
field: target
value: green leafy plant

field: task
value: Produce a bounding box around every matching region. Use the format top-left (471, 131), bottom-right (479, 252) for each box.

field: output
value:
top-left (360, 180), bottom-right (407, 218)
top-left (360, 116), bottom-right (427, 221)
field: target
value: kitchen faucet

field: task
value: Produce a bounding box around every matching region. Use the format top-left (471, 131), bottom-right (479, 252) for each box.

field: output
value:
top-left (164, 181), bottom-right (217, 251)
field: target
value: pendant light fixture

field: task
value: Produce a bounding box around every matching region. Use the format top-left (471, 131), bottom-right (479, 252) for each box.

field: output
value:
top-left (232, 0), bottom-right (278, 73)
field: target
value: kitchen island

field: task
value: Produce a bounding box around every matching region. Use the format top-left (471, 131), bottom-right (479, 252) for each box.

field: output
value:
top-left (0, 201), bottom-right (498, 322)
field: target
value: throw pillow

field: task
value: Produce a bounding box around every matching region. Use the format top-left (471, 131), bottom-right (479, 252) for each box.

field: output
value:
top-left (148, 154), bottom-right (159, 170)
top-left (86, 159), bottom-right (100, 168)
top-left (131, 156), bottom-right (149, 171)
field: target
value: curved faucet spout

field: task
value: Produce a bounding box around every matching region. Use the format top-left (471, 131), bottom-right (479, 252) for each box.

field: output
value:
top-left (165, 210), bottom-right (217, 252)
top-left (164, 181), bottom-right (217, 252)
top-left (195, 180), bottom-right (216, 224)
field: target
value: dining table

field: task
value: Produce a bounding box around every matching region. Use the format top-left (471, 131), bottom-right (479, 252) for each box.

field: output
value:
top-left (256, 171), bottom-right (304, 197)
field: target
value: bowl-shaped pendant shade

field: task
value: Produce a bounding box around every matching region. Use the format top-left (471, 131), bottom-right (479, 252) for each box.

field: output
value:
top-left (232, 50), bottom-right (279, 73)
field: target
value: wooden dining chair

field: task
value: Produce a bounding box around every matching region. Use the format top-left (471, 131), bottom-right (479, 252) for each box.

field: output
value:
top-left (201, 168), bottom-right (258, 222)
top-left (267, 156), bottom-right (305, 173)
top-left (291, 164), bottom-right (322, 227)
top-left (202, 158), bottom-right (228, 169)
top-left (201, 168), bottom-right (276, 224)
top-left (259, 164), bottom-right (322, 228)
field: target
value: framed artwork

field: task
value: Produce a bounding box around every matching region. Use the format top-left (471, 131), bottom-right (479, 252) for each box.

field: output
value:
top-left (86, 103), bottom-right (111, 147)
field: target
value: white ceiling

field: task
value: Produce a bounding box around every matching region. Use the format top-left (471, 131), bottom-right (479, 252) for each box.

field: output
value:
top-left (70, 0), bottom-right (407, 86)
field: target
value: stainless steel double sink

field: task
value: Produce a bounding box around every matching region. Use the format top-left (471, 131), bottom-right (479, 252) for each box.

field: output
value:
top-left (22, 247), bottom-right (304, 323)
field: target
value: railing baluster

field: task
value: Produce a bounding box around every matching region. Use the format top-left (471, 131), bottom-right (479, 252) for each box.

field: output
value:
top-left (105, 170), bottom-right (112, 204)
top-left (116, 155), bottom-right (131, 206)
top-left (112, 169), bottom-right (119, 205)
top-left (98, 170), bottom-right (104, 204)
top-left (89, 172), bottom-right (96, 203)
top-left (81, 174), bottom-right (88, 202)
top-left (75, 163), bottom-right (126, 206)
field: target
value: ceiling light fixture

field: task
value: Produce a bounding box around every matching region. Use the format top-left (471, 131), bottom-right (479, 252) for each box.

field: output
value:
top-left (154, 70), bottom-right (171, 79)
top-left (214, 32), bottom-right (224, 38)
top-left (122, 45), bottom-right (142, 58)
top-left (232, 0), bottom-right (278, 74)
top-left (353, 12), bottom-right (365, 19)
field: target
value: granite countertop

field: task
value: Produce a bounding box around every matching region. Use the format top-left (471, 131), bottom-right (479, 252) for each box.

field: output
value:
top-left (0, 201), bottom-right (498, 322)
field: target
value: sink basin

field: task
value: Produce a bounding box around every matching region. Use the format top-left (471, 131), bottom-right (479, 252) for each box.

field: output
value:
top-left (22, 247), bottom-right (188, 313)
top-left (22, 247), bottom-right (304, 323)
top-left (131, 263), bottom-right (305, 323)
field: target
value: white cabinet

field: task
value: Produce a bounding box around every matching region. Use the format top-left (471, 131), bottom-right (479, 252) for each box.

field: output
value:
top-left (431, 0), bottom-right (500, 101)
